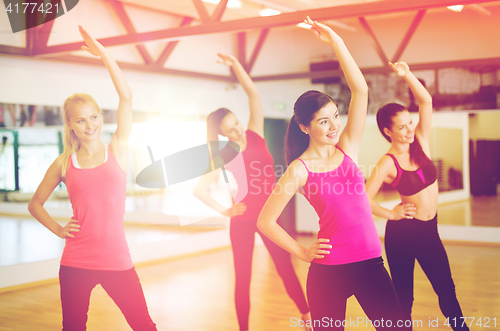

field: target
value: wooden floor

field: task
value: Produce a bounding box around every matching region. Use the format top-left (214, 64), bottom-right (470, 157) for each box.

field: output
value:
top-left (0, 235), bottom-right (499, 331)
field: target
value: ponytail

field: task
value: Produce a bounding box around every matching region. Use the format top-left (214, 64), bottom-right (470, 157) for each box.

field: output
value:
top-left (409, 138), bottom-right (430, 168)
top-left (285, 116), bottom-right (309, 165)
top-left (285, 90), bottom-right (335, 165)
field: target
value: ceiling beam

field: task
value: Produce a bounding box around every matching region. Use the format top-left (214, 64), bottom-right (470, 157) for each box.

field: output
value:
top-left (237, 32), bottom-right (246, 68)
top-left (35, 0), bottom-right (61, 49)
top-left (156, 17), bottom-right (194, 68)
top-left (211, 0), bottom-right (229, 22)
top-left (0, 45), bottom-right (26, 56)
top-left (109, 0), bottom-right (154, 65)
top-left (252, 57), bottom-right (500, 81)
top-left (247, 28), bottom-right (269, 74)
top-left (192, 0), bottom-right (211, 24)
top-left (358, 17), bottom-right (390, 69)
top-left (45, 55), bottom-right (232, 81)
top-left (392, 10), bottom-right (426, 63)
top-left (32, 0), bottom-right (499, 56)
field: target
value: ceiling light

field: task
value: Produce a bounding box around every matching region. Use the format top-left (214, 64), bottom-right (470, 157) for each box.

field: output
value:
top-left (202, 0), bottom-right (242, 9)
top-left (259, 8), bottom-right (280, 16)
top-left (296, 22), bottom-right (312, 29)
top-left (447, 5), bottom-right (464, 12)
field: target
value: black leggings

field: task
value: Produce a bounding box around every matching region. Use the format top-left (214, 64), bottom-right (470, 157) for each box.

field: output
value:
top-left (385, 215), bottom-right (469, 331)
top-left (307, 257), bottom-right (406, 330)
top-left (230, 220), bottom-right (309, 331)
top-left (59, 266), bottom-right (157, 331)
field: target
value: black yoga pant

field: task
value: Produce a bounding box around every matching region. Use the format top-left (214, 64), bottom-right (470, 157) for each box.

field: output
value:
top-left (230, 220), bottom-right (309, 331)
top-left (59, 265), bottom-right (157, 331)
top-left (306, 257), bottom-right (406, 330)
top-left (385, 215), bottom-right (469, 331)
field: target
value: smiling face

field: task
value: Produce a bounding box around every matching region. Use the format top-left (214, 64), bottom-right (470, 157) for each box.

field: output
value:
top-left (385, 110), bottom-right (415, 144)
top-left (66, 103), bottom-right (101, 143)
top-left (300, 101), bottom-right (341, 146)
top-left (219, 112), bottom-right (245, 142)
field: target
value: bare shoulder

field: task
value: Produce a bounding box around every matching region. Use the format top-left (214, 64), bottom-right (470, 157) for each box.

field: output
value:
top-left (51, 154), bottom-right (65, 172)
top-left (375, 154), bottom-right (397, 183)
top-left (284, 159), bottom-right (309, 187)
top-left (109, 134), bottom-right (129, 157)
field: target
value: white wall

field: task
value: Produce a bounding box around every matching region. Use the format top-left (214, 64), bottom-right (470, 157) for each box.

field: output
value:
top-left (0, 54), bottom-right (321, 121)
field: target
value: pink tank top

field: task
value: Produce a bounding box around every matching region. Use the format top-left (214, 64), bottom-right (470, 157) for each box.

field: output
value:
top-left (61, 145), bottom-right (133, 270)
top-left (298, 147), bottom-right (381, 265)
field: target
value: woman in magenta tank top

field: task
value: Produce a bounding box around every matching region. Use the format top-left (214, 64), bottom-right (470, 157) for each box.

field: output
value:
top-left (194, 53), bottom-right (310, 331)
top-left (258, 17), bottom-right (405, 330)
top-left (28, 26), bottom-right (156, 331)
top-left (365, 62), bottom-right (469, 330)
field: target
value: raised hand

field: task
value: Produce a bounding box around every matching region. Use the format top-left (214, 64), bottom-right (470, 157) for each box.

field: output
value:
top-left (222, 202), bottom-right (247, 217)
top-left (391, 202), bottom-right (417, 220)
top-left (304, 16), bottom-right (342, 45)
top-left (217, 53), bottom-right (238, 67)
top-left (389, 61), bottom-right (411, 77)
top-left (301, 238), bottom-right (332, 262)
top-left (79, 25), bottom-right (106, 57)
top-left (58, 219), bottom-right (80, 239)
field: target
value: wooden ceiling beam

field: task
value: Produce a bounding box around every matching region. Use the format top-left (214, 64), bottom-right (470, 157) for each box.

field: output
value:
top-left (247, 28), bottom-right (269, 74)
top-left (156, 17), bottom-right (194, 68)
top-left (32, 0), bottom-right (499, 56)
top-left (192, 0), bottom-right (211, 23)
top-left (392, 10), bottom-right (427, 63)
top-left (109, 0), bottom-right (154, 65)
top-left (358, 17), bottom-right (390, 69)
top-left (44, 54), bottom-right (232, 81)
top-left (211, 0), bottom-right (229, 22)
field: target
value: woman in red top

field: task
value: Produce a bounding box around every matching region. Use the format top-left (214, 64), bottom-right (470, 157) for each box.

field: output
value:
top-left (194, 53), bottom-right (310, 331)
top-left (28, 27), bottom-right (156, 331)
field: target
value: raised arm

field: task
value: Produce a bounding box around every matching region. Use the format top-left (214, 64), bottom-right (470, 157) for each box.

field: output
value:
top-left (28, 156), bottom-right (80, 239)
top-left (217, 53), bottom-right (264, 137)
top-left (390, 62), bottom-right (432, 144)
top-left (306, 17), bottom-right (368, 160)
top-left (365, 156), bottom-right (416, 220)
top-left (257, 161), bottom-right (332, 262)
top-left (79, 26), bottom-right (132, 163)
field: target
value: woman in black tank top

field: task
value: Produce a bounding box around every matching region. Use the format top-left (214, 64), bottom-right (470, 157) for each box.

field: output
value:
top-left (365, 62), bottom-right (469, 331)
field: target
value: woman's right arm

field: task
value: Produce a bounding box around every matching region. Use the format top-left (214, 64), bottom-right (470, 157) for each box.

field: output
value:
top-left (28, 156), bottom-right (80, 238)
top-left (305, 17), bottom-right (368, 160)
top-left (193, 166), bottom-right (246, 217)
top-left (365, 156), bottom-right (416, 220)
top-left (257, 160), bottom-right (332, 262)
top-left (217, 53), bottom-right (264, 137)
top-left (390, 62), bottom-right (433, 150)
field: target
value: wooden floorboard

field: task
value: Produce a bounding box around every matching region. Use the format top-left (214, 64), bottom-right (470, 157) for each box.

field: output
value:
top-left (0, 235), bottom-right (499, 330)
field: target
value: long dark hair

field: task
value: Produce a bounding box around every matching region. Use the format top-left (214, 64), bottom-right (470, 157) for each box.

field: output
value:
top-left (376, 103), bottom-right (429, 167)
top-left (285, 90), bottom-right (335, 165)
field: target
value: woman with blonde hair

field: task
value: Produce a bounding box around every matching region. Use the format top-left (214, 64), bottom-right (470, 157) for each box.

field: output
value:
top-left (28, 26), bottom-right (156, 331)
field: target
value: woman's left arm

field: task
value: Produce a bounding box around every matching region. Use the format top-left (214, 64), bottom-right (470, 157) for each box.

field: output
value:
top-left (79, 26), bottom-right (132, 168)
top-left (258, 160), bottom-right (332, 262)
top-left (390, 62), bottom-right (432, 144)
